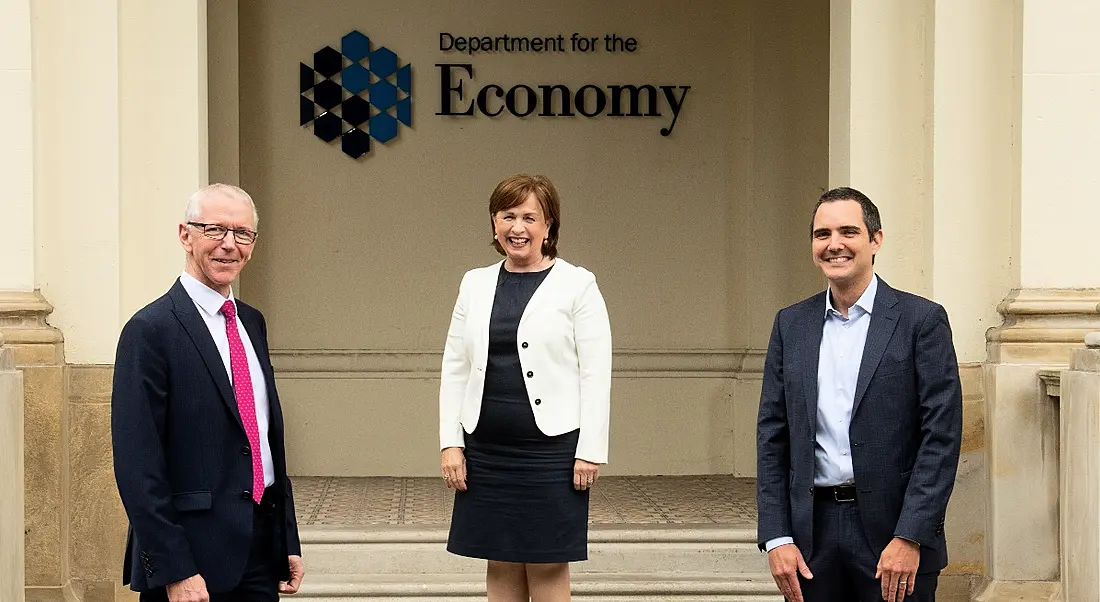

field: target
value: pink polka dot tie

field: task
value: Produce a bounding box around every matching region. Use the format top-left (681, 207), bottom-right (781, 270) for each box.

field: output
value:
top-left (221, 300), bottom-right (264, 504)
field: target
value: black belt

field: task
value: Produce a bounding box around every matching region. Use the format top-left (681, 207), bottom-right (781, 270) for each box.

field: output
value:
top-left (815, 484), bottom-right (857, 503)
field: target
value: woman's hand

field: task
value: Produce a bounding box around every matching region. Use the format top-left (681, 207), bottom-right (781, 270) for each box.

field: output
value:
top-left (573, 459), bottom-right (600, 490)
top-left (441, 447), bottom-right (467, 491)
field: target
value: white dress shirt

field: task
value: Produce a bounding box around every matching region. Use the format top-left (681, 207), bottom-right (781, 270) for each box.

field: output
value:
top-left (764, 275), bottom-right (878, 552)
top-left (179, 272), bottom-right (275, 488)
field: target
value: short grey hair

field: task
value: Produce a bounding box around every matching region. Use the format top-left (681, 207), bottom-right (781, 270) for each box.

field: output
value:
top-left (185, 183), bottom-right (259, 228)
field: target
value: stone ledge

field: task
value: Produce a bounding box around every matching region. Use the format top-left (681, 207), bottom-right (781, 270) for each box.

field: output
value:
top-left (0, 291), bottom-right (55, 317)
top-left (297, 572), bottom-right (783, 598)
top-left (271, 349), bottom-right (766, 379)
top-left (300, 523), bottom-right (758, 544)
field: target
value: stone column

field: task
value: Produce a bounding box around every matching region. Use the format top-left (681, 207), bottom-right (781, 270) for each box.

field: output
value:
top-left (1058, 334), bottom-right (1100, 602)
top-left (830, 2), bottom-right (1019, 597)
top-left (0, 0), bottom-right (34, 294)
top-left (828, 0), bottom-right (934, 297)
top-left (981, 0), bottom-right (1100, 598)
top-left (26, 1), bottom-right (208, 599)
top-left (0, 333), bottom-right (26, 602)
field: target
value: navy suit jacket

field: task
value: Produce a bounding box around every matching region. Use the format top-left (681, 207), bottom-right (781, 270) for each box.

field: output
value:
top-left (756, 279), bottom-right (962, 572)
top-left (111, 279), bottom-right (301, 592)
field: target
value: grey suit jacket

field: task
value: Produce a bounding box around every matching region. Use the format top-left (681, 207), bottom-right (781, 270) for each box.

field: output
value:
top-left (755, 278), bottom-right (962, 572)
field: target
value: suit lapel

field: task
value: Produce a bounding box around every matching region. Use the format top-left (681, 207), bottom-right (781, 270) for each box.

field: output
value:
top-left (852, 281), bottom-right (900, 416)
top-left (168, 280), bottom-right (244, 430)
top-left (801, 296), bottom-right (825, 438)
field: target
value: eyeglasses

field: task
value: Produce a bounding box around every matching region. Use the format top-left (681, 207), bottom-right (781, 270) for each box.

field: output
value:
top-left (187, 222), bottom-right (258, 245)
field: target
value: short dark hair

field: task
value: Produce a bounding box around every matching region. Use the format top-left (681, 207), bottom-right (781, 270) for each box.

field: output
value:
top-left (810, 186), bottom-right (881, 241)
top-left (489, 174), bottom-right (561, 259)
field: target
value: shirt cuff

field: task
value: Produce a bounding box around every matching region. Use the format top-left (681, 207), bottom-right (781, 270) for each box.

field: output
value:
top-left (897, 536), bottom-right (921, 548)
top-left (764, 537), bottom-right (795, 552)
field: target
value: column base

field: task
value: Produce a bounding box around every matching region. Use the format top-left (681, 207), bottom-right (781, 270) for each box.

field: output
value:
top-left (26, 580), bottom-right (135, 602)
top-left (974, 580), bottom-right (1061, 602)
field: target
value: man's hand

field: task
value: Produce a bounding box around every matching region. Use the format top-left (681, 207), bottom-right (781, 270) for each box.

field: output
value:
top-left (167, 574), bottom-right (209, 602)
top-left (280, 554), bottom-right (305, 594)
top-left (767, 543), bottom-right (813, 602)
top-left (876, 537), bottom-right (919, 601)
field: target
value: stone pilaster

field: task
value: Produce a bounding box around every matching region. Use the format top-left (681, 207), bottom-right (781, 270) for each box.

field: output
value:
top-left (0, 292), bottom-right (66, 598)
top-left (1057, 335), bottom-right (1100, 602)
top-left (978, 289), bottom-right (1100, 600)
top-left (0, 332), bottom-right (26, 602)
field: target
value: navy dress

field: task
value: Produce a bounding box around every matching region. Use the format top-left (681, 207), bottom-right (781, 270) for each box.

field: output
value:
top-left (446, 264), bottom-right (589, 563)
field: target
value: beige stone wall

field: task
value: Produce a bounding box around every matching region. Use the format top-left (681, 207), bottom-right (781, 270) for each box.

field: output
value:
top-left (229, 0), bottom-right (829, 477)
top-left (273, 350), bottom-right (767, 477)
top-left (944, 363), bottom-right (987, 595)
top-left (1, 293), bottom-right (66, 601)
top-left (66, 367), bottom-right (128, 591)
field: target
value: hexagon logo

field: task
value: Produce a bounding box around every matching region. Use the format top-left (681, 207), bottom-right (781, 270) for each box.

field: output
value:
top-left (300, 30), bottom-right (412, 159)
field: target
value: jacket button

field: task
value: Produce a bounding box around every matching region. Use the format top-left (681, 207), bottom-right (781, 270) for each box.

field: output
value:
top-left (808, 487), bottom-right (814, 494)
top-left (242, 446), bottom-right (251, 456)
top-left (534, 399), bottom-right (542, 405)
top-left (242, 490), bottom-right (252, 500)
top-left (521, 342), bottom-right (529, 348)
top-left (526, 371), bottom-right (533, 377)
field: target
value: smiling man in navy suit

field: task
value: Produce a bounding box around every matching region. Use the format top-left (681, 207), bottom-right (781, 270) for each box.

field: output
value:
top-left (756, 187), bottom-right (962, 602)
top-left (112, 184), bottom-right (304, 602)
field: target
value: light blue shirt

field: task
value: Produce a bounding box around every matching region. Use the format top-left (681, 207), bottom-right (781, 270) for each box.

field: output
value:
top-left (764, 275), bottom-right (878, 552)
top-left (814, 274), bottom-right (877, 487)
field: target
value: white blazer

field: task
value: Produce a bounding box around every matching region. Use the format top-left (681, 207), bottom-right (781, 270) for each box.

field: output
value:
top-left (438, 258), bottom-right (613, 464)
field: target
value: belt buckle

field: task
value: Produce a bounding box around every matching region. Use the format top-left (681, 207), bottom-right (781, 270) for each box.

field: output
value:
top-left (833, 486), bottom-right (856, 503)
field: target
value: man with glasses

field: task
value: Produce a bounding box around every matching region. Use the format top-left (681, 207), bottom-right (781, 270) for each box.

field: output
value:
top-left (112, 184), bottom-right (305, 601)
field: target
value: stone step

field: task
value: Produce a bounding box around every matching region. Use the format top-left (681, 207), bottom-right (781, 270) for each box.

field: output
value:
top-left (300, 525), bottom-right (769, 576)
top-left (295, 572), bottom-right (784, 601)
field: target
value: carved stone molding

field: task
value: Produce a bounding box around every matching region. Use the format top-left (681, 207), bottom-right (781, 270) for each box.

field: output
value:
top-left (270, 349), bottom-right (766, 379)
top-left (1037, 369), bottom-right (1061, 399)
top-left (0, 291), bottom-right (64, 366)
top-left (987, 288), bottom-right (1100, 364)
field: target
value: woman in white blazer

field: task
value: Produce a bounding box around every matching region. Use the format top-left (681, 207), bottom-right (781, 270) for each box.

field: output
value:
top-left (439, 174), bottom-right (612, 602)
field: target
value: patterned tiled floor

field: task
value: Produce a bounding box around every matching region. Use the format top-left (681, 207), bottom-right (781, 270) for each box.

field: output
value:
top-left (294, 476), bottom-right (756, 527)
